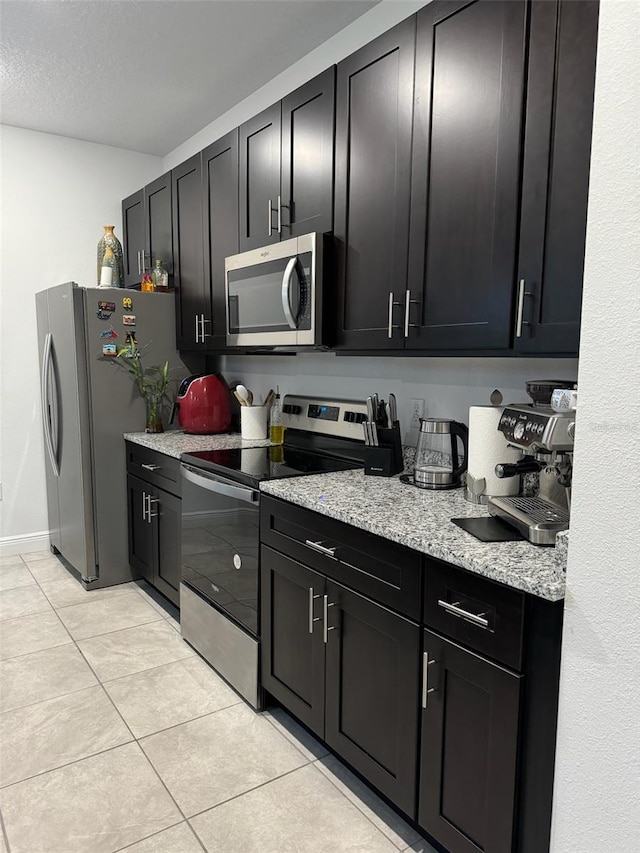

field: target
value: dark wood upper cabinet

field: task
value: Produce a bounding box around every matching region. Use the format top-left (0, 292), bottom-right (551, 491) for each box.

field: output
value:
top-left (172, 153), bottom-right (205, 350)
top-left (515, 0), bottom-right (599, 354)
top-left (239, 103), bottom-right (282, 251)
top-left (419, 628), bottom-right (522, 853)
top-left (122, 173), bottom-right (173, 290)
top-left (407, 0), bottom-right (527, 351)
top-left (333, 18), bottom-right (416, 350)
top-left (202, 130), bottom-right (239, 348)
top-left (281, 67), bottom-right (335, 238)
top-left (239, 69), bottom-right (335, 252)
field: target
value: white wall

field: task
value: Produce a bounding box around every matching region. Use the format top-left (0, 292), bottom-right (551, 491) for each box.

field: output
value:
top-left (551, 2), bottom-right (640, 850)
top-left (0, 125), bottom-right (161, 553)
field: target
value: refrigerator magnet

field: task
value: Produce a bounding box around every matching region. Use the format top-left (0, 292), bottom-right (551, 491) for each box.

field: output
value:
top-left (102, 343), bottom-right (118, 357)
top-left (122, 314), bottom-right (136, 326)
top-left (96, 309), bottom-right (112, 320)
top-left (100, 326), bottom-right (119, 339)
top-left (125, 332), bottom-right (138, 348)
top-left (98, 301), bottom-right (116, 312)
top-left (122, 297), bottom-right (133, 310)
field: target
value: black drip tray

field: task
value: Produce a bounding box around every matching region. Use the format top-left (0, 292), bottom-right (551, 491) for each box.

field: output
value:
top-left (451, 516), bottom-right (524, 542)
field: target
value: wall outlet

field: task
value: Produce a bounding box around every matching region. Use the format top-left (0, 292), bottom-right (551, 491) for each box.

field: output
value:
top-left (410, 398), bottom-right (425, 429)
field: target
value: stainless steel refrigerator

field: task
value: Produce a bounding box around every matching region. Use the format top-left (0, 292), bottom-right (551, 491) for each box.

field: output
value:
top-left (36, 282), bottom-right (191, 589)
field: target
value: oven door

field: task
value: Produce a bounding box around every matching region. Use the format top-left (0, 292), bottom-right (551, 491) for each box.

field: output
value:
top-left (225, 233), bottom-right (318, 347)
top-left (181, 463), bottom-right (260, 637)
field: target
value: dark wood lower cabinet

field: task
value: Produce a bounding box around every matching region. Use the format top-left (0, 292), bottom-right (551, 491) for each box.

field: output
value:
top-left (261, 547), bottom-right (325, 737)
top-left (127, 473), bottom-right (180, 607)
top-left (419, 629), bottom-right (522, 853)
top-left (324, 580), bottom-right (420, 816)
top-left (260, 546), bottom-right (420, 816)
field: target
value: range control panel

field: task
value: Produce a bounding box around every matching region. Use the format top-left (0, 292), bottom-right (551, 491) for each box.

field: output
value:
top-left (282, 395), bottom-right (368, 440)
top-left (498, 405), bottom-right (575, 452)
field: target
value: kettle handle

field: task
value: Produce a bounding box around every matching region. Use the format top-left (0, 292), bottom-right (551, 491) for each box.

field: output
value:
top-left (450, 422), bottom-right (469, 479)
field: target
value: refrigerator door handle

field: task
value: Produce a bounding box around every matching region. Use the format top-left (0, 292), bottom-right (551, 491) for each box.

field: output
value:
top-left (41, 332), bottom-right (60, 477)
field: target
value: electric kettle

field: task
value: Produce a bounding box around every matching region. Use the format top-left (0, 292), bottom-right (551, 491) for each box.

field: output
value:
top-left (414, 418), bottom-right (469, 490)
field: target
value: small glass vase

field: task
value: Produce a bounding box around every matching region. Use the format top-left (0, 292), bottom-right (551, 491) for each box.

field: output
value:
top-left (145, 393), bottom-right (164, 433)
top-left (97, 225), bottom-right (124, 288)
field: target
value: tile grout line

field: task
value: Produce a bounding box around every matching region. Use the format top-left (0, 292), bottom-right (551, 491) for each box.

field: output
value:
top-left (113, 818), bottom-right (207, 853)
top-left (0, 808), bottom-right (11, 853)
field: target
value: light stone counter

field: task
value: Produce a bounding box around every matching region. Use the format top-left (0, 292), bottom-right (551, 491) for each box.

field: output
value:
top-left (261, 469), bottom-right (567, 601)
top-left (124, 430), bottom-right (271, 459)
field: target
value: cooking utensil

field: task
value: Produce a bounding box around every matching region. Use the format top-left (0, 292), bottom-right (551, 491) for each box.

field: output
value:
top-left (389, 393), bottom-right (397, 424)
top-left (385, 402), bottom-right (392, 429)
top-left (366, 396), bottom-right (375, 424)
top-left (263, 389), bottom-right (275, 409)
top-left (236, 384), bottom-right (253, 406)
top-left (233, 389), bottom-right (248, 407)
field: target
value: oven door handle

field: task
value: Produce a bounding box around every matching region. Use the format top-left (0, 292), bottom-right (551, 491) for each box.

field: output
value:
top-left (181, 464), bottom-right (259, 504)
top-left (281, 257), bottom-right (300, 330)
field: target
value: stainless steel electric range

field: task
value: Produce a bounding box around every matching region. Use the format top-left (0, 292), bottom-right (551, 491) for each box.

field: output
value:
top-left (179, 395), bottom-right (368, 708)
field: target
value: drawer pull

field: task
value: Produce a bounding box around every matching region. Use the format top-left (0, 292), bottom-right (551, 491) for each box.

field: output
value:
top-left (437, 599), bottom-right (490, 628)
top-left (305, 539), bottom-right (337, 559)
top-left (141, 463), bottom-right (162, 471)
top-left (422, 651), bottom-right (437, 708)
top-left (308, 587), bottom-right (321, 634)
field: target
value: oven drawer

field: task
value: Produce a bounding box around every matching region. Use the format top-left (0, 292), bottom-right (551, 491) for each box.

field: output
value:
top-left (126, 441), bottom-right (181, 496)
top-left (260, 496), bottom-right (421, 620)
top-left (424, 557), bottom-right (525, 671)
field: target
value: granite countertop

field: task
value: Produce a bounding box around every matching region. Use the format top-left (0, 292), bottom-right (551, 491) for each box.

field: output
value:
top-left (124, 430), bottom-right (271, 458)
top-left (260, 469), bottom-right (567, 602)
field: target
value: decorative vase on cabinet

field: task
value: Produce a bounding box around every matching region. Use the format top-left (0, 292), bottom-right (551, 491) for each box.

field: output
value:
top-left (97, 225), bottom-right (124, 288)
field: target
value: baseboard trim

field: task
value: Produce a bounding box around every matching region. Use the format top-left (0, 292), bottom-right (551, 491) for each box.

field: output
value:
top-left (0, 530), bottom-right (51, 557)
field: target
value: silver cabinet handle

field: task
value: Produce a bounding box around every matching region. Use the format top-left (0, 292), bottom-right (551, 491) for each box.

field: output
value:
top-left (147, 495), bottom-right (159, 520)
top-left (305, 540), bottom-right (337, 559)
top-left (422, 651), bottom-right (437, 708)
top-left (268, 198), bottom-right (272, 236)
top-left (308, 587), bottom-right (322, 634)
top-left (194, 314), bottom-right (200, 344)
top-left (142, 492), bottom-right (149, 523)
top-left (388, 292), bottom-right (402, 338)
top-left (277, 194), bottom-right (282, 234)
top-left (437, 599), bottom-right (490, 628)
top-left (201, 315), bottom-right (211, 340)
top-left (141, 463), bottom-right (161, 472)
top-left (136, 251), bottom-right (140, 276)
top-left (404, 289), bottom-right (420, 338)
top-left (141, 251), bottom-right (147, 274)
top-left (323, 594), bottom-right (335, 644)
top-left (515, 278), bottom-right (532, 338)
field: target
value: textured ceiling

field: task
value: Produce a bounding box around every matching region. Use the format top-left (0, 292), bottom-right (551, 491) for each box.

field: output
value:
top-left (0, 0), bottom-right (379, 156)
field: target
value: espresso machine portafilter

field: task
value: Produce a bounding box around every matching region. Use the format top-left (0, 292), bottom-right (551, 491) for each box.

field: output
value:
top-left (487, 406), bottom-right (575, 545)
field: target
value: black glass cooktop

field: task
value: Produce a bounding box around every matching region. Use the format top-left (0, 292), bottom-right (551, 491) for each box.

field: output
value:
top-left (181, 444), bottom-right (362, 488)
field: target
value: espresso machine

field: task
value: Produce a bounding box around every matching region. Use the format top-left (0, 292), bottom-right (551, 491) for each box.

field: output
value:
top-left (487, 397), bottom-right (575, 545)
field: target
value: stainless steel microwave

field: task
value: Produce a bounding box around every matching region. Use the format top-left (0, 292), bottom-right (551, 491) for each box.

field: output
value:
top-left (225, 232), bottom-right (323, 348)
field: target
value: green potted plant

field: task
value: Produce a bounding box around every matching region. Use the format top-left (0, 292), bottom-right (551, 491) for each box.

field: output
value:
top-left (114, 339), bottom-right (171, 433)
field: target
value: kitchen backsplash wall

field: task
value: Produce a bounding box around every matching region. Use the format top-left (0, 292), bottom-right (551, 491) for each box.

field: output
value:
top-left (221, 353), bottom-right (578, 446)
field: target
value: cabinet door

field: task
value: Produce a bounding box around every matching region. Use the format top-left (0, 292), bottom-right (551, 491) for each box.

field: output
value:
top-left (324, 580), bottom-right (420, 817)
top-left (515, 0), bottom-right (599, 354)
top-left (407, 0), bottom-right (526, 351)
top-left (203, 130), bottom-right (239, 349)
top-left (145, 172), bottom-right (173, 277)
top-left (419, 629), bottom-right (522, 853)
top-left (152, 487), bottom-right (181, 607)
top-left (333, 18), bottom-right (416, 350)
top-left (260, 547), bottom-right (326, 737)
top-left (281, 68), bottom-right (335, 238)
top-left (122, 190), bottom-right (145, 289)
top-left (172, 154), bottom-right (205, 350)
top-left (239, 103), bottom-right (281, 251)
top-left (127, 475), bottom-right (153, 583)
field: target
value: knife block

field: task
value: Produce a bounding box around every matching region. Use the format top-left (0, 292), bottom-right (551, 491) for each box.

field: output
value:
top-left (364, 424), bottom-right (404, 477)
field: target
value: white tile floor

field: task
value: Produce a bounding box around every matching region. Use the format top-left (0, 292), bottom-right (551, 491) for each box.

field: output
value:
top-left (0, 552), bottom-right (437, 853)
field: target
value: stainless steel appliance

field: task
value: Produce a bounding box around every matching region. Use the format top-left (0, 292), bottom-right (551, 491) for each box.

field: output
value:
top-left (179, 395), bottom-right (368, 708)
top-left (224, 232), bottom-right (323, 348)
top-left (413, 418), bottom-right (469, 489)
top-left (36, 282), bottom-right (189, 588)
top-left (487, 404), bottom-right (575, 545)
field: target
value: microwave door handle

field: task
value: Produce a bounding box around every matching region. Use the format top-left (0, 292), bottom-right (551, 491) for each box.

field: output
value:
top-left (281, 257), bottom-right (300, 330)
